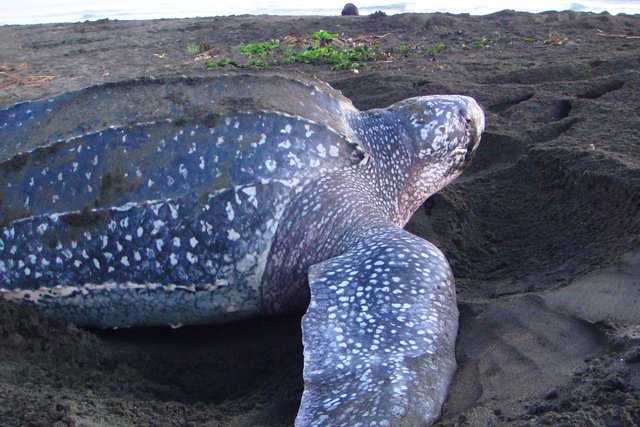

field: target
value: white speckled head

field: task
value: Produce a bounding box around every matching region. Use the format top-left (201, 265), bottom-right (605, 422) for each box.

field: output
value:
top-left (353, 94), bottom-right (486, 224)
top-left (389, 95), bottom-right (484, 193)
top-left (393, 94), bottom-right (484, 168)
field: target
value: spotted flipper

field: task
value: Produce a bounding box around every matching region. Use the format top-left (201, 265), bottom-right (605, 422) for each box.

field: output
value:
top-left (297, 227), bottom-right (458, 426)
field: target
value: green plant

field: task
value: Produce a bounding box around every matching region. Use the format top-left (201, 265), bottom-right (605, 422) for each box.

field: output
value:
top-left (294, 44), bottom-right (380, 70)
top-left (239, 40), bottom-right (280, 67)
top-left (523, 36), bottom-right (536, 44)
top-left (472, 36), bottom-right (490, 49)
top-left (398, 43), bottom-right (410, 56)
top-left (423, 42), bottom-right (446, 56)
top-left (239, 40), bottom-right (280, 57)
top-left (215, 30), bottom-right (382, 71)
top-left (186, 42), bottom-right (205, 55)
top-left (281, 47), bottom-right (298, 64)
top-left (311, 30), bottom-right (338, 45)
top-left (205, 58), bottom-right (238, 68)
top-left (247, 58), bottom-right (267, 67)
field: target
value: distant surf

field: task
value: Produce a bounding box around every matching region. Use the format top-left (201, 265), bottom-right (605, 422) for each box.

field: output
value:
top-left (1, 0), bottom-right (639, 25)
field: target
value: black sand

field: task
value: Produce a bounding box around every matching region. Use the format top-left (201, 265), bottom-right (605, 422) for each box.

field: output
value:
top-left (0, 10), bottom-right (639, 426)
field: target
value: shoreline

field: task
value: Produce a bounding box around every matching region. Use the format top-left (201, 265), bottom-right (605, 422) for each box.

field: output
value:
top-left (2, 7), bottom-right (639, 27)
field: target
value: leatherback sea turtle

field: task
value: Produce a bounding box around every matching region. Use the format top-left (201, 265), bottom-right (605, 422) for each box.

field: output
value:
top-left (0, 73), bottom-right (484, 426)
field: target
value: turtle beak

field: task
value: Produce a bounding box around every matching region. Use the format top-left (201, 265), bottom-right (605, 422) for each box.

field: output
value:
top-left (459, 97), bottom-right (485, 154)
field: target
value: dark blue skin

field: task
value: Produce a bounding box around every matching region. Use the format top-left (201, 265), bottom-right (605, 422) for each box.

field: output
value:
top-left (0, 74), bottom-right (484, 426)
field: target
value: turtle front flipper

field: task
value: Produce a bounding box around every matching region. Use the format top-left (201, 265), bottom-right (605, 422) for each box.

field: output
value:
top-left (296, 226), bottom-right (458, 427)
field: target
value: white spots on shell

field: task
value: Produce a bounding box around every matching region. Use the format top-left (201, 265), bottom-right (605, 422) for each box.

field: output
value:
top-left (278, 139), bottom-right (291, 149)
top-left (152, 220), bottom-right (164, 235)
top-left (36, 223), bottom-right (48, 235)
top-left (178, 163), bottom-right (188, 179)
top-left (242, 186), bottom-right (258, 208)
top-left (168, 203), bottom-right (179, 219)
top-left (304, 124), bottom-right (315, 138)
top-left (280, 124), bottom-right (292, 134)
top-left (265, 159), bottom-right (277, 172)
top-left (227, 229), bottom-right (241, 241)
top-left (225, 202), bottom-right (235, 221)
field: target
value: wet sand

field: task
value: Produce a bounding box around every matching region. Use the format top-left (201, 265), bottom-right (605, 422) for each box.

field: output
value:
top-left (0, 10), bottom-right (639, 426)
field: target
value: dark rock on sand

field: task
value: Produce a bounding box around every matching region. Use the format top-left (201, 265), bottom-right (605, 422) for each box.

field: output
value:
top-left (341, 3), bottom-right (359, 16)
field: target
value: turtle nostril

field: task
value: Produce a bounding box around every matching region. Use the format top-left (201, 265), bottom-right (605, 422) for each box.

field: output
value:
top-left (458, 107), bottom-right (473, 127)
top-left (460, 110), bottom-right (480, 151)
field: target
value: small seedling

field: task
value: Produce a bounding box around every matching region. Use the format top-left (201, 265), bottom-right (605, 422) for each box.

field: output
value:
top-left (423, 42), bottom-right (446, 56)
top-left (311, 30), bottom-right (338, 45)
top-left (398, 43), bottom-right (410, 56)
top-left (281, 47), bottom-right (298, 65)
top-left (186, 42), bottom-right (208, 55)
top-left (472, 37), bottom-right (490, 49)
top-left (239, 40), bottom-right (280, 57)
top-left (205, 58), bottom-right (238, 68)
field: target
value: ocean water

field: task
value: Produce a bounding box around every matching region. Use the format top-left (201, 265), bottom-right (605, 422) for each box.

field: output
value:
top-left (1, 0), bottom-right (639, 25)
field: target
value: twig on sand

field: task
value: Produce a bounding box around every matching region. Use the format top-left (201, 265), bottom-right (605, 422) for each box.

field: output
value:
top-left (0, 64), bottom-right (55, 90)
top-left (595, 29), bottom-right (640, 39)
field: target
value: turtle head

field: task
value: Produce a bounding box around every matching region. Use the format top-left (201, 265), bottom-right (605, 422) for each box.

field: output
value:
top-left (382, 95), bottom-right (484, 222)
top-left (391, 94), bottom-right (484, 186)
